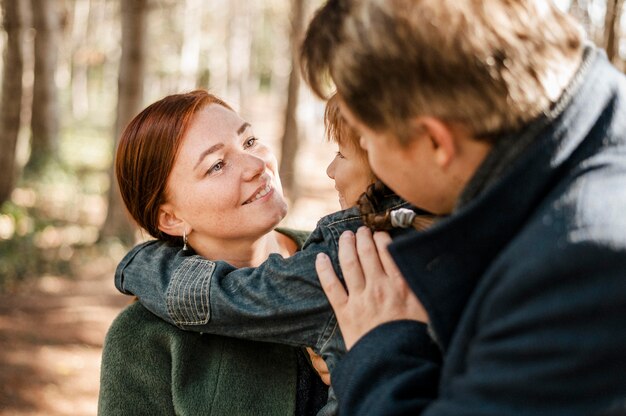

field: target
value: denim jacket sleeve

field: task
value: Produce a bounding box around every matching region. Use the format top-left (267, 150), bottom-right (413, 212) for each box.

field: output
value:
top-left (114, 207), bottom-right (379, 369)
top-left (115, 197), bottom-right (411, 370)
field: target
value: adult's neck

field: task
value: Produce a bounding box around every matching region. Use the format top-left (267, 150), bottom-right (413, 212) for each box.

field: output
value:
top-left (190, 230), bottom-right (290, 268)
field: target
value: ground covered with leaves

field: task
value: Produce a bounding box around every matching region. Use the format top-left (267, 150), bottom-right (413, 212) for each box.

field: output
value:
top-left (0, 254), bottom-right (130, 416)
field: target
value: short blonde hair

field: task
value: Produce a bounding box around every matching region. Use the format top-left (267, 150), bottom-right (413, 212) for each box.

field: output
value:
top-left (302, 0), bottom-right (585, 143)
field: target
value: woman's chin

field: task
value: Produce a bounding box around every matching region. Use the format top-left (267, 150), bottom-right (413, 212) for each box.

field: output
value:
top-left (268, 201), bottom-right (288, 230)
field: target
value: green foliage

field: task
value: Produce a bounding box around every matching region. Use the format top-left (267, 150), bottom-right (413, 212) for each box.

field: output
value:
top-left (0, 201), bottom-right (71, 289)
top-left (0, 125), bottom-right (123, 292)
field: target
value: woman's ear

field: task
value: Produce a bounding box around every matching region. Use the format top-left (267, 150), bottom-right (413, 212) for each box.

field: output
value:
top-left (411, 116), bottom-right (457, 168)
top-left (157, 204), bottom-right (184, 237)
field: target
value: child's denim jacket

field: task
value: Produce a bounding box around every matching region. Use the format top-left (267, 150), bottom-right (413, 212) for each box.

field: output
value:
top-left (115, 195), bottom-right (409, 373)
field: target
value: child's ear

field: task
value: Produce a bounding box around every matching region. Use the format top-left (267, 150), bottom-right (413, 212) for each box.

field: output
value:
top-left (411, 116), bottom-right (456, 168)
top-left (157, 204), bottom-right (184, 237)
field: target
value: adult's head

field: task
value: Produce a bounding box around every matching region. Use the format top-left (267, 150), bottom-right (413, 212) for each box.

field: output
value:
top-left (116, 90), bottom-right (287, 252)
top-left (301, 0), bottom-right (585, 214)
top-left (324, 93), bottom-right (376, 209)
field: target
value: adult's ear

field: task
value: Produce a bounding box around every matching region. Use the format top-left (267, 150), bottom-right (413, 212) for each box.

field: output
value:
top-left (157, 203), bottom-right (185, 237)
top-left (409, 116), bottom-right (457, 168)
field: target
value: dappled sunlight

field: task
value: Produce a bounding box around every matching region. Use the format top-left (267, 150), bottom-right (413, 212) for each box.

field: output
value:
top-left (11, 188), bottom-right (37, 208)
top-left (0, 215), bottom-right (15, 240)
top-left (0, 263), bottom-right (130, 416)
top-left (34, 225), bottom-right (100, 250)
top-left (1, 344), bottom-right (104, 416)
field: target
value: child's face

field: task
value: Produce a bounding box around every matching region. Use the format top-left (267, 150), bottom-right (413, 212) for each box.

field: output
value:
top-left (326, 141), bottom-right (373, 210)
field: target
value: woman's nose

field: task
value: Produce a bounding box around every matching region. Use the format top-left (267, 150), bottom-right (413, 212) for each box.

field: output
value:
top-left (242, 153), bottom-right (266, 181)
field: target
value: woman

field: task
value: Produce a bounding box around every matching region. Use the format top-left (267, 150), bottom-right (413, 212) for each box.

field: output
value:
top-left (98, 90), bottom-right (328, 415)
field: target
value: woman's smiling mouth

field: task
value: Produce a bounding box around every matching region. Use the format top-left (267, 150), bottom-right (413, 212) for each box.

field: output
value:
top-left (243, 183), bottom-right (272, 205)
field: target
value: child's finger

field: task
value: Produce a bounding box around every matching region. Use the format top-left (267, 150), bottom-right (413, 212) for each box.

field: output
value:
top-left (337, 230), bottom-right (366, 293)
top-left (316, 252), bottom-right (348, 309)
top-left (305, 347), bottom-right (331, 386)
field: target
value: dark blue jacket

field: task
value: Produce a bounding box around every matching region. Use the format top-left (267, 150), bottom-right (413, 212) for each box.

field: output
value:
top-left (332, 49), bottom-right (626, 415)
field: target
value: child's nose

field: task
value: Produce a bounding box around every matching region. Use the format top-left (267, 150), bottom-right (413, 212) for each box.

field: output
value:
top-left (326, 159), bottom-right (336, 179)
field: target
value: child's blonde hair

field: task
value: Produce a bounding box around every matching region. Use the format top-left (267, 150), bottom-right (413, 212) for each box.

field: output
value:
top-left (324, 93), bottom-right (368, 163)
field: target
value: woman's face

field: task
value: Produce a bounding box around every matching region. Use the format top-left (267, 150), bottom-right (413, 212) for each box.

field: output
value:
top-left (161, 104), bottom-right (287, 244)
top-left (326, 141), bottom-right (373, 210)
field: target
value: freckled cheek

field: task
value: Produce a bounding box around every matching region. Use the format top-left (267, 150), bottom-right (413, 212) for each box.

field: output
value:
top-left (193, 183), bottom-right (242, 214)
top-left (222, 186), bottom-right (243, 207)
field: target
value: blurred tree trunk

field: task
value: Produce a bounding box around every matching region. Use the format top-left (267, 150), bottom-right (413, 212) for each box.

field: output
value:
top-left (278, 0), bottom-right (305, 201)
top-left (70, 0), bottom-right (91, 119)
top-left (569, 0), bottom-right (598, 44)
top-left (101, 0), bottom-right (148, 244)
top-left (604, 0), bottom-right (625, 64)
top-left (226, 0), bottom-right (252, 111)
top-left (178, 0), bottom-right (202, 91)
top-left (24, 0), bottom-right (61, 175)
top-left (0, 0), bottom-right (25, 205)
top-left (204, 1), bottom-right (229, 94)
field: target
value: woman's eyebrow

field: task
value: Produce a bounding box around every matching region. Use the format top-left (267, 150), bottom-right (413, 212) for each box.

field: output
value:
top-left (237, 122), bottom-right (251, 135)
top-left (195, 143), bottom-right (224, 170)
top-left (194, 123), bottom-right (251, 170)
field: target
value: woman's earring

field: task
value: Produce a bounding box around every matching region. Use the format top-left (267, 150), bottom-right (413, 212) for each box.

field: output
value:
top-left (182, 227), bottom-right (188, 251)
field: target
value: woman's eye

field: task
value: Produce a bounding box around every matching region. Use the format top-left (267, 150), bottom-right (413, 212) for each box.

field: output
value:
top-left (244, 137), bottom-right (258, 149)
top-left (208, 160), bottom-right (224, 175)
top-left (336, 151), bottom-right (345, 159)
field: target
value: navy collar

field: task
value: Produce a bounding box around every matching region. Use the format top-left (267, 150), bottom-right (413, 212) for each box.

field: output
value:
top-left (458, 45), bottom-right (597, 208)
top-left (388, 48), bottom-right (618, 350)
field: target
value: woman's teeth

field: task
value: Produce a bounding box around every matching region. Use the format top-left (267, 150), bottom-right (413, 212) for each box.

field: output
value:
top-left (244, 184), bottom-right (271, 204)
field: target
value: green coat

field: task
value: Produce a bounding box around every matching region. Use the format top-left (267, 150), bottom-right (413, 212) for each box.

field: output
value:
top-left (98, 301), bottom-right (300, 415)
top-left (99, 229), bottom-right (312, 416)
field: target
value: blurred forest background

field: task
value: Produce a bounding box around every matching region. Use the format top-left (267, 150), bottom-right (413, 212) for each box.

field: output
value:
top-left (0, 0), bottom-right (342, 292)
top-left (0, 0), bottom-right (625, 290)
top-left (0, 0), bottom-right (625, 414)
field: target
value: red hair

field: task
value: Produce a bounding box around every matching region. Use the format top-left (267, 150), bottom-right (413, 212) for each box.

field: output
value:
top-left (115, 90), bottom-right (232, 242)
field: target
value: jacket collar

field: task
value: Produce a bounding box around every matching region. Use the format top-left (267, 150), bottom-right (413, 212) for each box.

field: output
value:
top-left (459, 46), bottom-right (598, 208)
top-left (388, 48), bottom-right (619, 350)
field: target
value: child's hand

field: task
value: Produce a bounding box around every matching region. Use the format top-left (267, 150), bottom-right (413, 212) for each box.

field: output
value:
top-left (315, 227), bottom-right (429, 350)
top-left (305, 347), bottom-right (331, 385)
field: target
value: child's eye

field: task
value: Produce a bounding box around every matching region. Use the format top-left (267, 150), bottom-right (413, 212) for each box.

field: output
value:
top-left (207, 160), bottom-right (225, 175)
top-left (336, 151), bottom-right (345, 159)
top-left (244, 137), bottom-right (258, 149)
